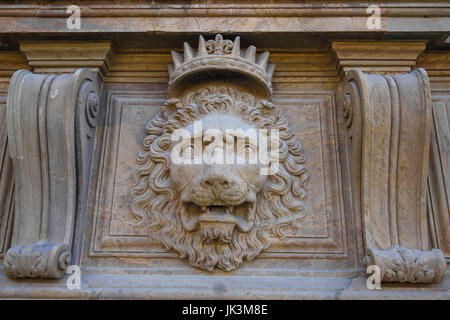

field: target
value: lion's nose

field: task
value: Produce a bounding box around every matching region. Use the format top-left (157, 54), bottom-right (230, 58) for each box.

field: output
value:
top-left (201, 175), bottom-right (233, 189)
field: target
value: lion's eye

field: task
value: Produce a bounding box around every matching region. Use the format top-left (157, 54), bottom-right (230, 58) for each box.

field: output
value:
top-left (181, 144), bottom-right (195, 158)
top-left (238, 143), bottom-right (256, 156)
top-left (245, 144), bottom-right (255, 152)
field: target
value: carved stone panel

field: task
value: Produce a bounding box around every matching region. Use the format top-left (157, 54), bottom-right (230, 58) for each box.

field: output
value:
top-left (428, 92), bottom-right (450, 261)
top-left (90, 89), bottom-right (347, 270)
top-left (0, 103), bottom-right (14, 258)
top-left (87, 35), bottom-right (352, 274)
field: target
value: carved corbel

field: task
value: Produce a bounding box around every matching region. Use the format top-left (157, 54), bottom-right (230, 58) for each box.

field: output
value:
top-left (4, 68), bottom-right (100, 278)
top-left (342, 68), bottom-right (446, 283)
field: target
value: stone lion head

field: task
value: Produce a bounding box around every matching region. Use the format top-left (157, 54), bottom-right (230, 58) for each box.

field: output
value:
top-left (132, 86), bottom-right (310, 271)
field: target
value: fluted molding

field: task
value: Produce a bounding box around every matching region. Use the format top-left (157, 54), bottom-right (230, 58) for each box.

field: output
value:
top-left (342, 68), bottom-right (446, 283)
top-left (4, 68), bottom-right (100, 278)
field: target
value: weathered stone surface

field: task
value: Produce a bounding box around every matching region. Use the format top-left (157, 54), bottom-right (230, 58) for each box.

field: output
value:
top-left (0, 1), bottom-right (448, 299)
top-left (0, 2), bottom-right (449, 35)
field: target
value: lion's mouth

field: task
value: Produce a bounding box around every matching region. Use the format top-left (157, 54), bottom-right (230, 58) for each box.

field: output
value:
top-left (180, 201), bottom-right (256, 235)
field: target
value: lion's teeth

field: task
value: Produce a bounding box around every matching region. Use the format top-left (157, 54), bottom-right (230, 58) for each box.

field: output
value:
top-left (201, 206), bottom-right (207, 212)
top-left (227, 206), bottom-right (234, 214)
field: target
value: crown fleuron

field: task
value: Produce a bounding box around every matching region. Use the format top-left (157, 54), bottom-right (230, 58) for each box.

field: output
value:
top-left (168, 34), bottom-right (275, 98)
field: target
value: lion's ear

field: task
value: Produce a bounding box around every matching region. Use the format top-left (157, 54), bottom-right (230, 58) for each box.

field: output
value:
top-left (162, 98), bottom-right (183, 116)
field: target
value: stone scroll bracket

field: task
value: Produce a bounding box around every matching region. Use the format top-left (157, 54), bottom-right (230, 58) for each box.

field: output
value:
top-left (342, 68), bottom-right (447, 283)
top-left (3, 68), bottom-right (101, 278)
top-left (0, 52), bottom-right (30, 259)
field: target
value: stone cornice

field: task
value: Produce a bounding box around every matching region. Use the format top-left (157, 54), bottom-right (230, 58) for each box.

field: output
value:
top-left (332, 41), bottom-right (427, 75)
top-left (19, 41), bottom-right (113, 81)
top-left (0, 2), bottom-right (448, 34)
top-left (0, 3), bottom-right (448, 18)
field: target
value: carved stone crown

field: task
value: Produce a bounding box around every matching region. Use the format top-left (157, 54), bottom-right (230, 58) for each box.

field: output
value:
top-left (168, 34), bottom-right (275, 97)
